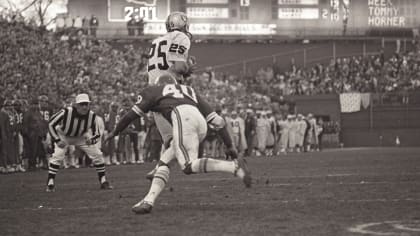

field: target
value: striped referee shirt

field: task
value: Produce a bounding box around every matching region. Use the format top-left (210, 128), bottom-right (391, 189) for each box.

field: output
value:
top-left (48, 107), bottom-right (99, 142)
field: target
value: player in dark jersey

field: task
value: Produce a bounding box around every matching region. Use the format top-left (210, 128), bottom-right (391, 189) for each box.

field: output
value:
top-left (105, 83), bottom-right (252, 214)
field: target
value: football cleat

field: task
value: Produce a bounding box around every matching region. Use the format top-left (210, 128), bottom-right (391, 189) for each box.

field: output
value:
top-left (132, 200), bottom-right (153, 214)
top-left (234, 157), bottom-right (252, 188)
top-left (100, 181), bottom-right (113, 190)
top-left (46, 184), bottom-right (55, 193)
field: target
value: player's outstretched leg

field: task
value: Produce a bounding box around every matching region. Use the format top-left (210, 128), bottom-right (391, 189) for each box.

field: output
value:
top-left (189, 157), bottom-right (252, 188)
top-left (133, 163), bottom-right (170, 214)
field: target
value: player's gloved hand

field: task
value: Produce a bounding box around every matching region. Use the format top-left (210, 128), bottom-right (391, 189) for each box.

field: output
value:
top-left (225, 147), bottom-right (238, 160)
top-left (184, 55), bottom-right (197, 78)
top-left (57, 140), bottom-right (66, 149)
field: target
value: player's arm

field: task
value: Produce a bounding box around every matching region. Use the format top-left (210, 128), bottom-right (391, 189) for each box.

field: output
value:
top-left (106, 110), bottom-right (139, 140)
top-left (196, 95), bottom-right (225, 129)
top-left (195, 94), bottom-right (237, 158)
top-left (105, 92), bottom-right (153, 142)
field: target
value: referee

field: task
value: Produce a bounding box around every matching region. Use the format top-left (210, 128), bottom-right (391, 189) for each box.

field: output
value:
top-left (46, 93), bottom-right (112, 192)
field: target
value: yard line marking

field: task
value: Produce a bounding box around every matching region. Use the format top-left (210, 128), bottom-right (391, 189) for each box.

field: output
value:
top-left (326, 174), bottom-right (355, 177)
top-left (348, 220), bottom-right (420, 235)
top-left (2, 198), bottom-right (420, 212)
top-left (178, 180), bottom-right (418, 189)
top-left (393, 224), bottom-right (420, 232)
top-left (348, 222), bottom-right (396, 235)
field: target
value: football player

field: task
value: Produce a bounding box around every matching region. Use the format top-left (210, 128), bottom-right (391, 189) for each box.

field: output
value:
top-left (105, 82), bottom-right (252, 214)
top-left (144, 12), bottom-right (197, 179)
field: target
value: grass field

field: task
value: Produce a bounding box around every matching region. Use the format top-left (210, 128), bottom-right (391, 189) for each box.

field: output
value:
top-left (1, 147), bottom-right (420, 236)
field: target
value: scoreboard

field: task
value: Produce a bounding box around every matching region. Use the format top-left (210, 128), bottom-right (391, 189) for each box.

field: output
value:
top-left (67, 0), bottom-right (420, 36)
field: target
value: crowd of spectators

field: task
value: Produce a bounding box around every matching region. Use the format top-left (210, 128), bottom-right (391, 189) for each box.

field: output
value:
top-left (243, 47), bottom-right (420, 99)
top-left (0, 17), bottom-right (419, 173)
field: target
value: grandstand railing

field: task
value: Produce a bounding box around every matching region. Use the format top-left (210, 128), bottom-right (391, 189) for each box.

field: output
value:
top-left (198, 42), bottom-right (383, 75)
top-left (91, 26), bottom-right (417, 39)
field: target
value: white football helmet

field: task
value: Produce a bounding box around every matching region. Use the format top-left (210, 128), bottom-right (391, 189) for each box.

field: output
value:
top-left (165, 12), bottom-right (191, 38)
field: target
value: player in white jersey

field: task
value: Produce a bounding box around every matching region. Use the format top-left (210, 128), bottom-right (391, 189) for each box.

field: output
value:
top-left (147, 11), bottom-right (194, 86)
top-left (146, 12), bottom-right (196, 177)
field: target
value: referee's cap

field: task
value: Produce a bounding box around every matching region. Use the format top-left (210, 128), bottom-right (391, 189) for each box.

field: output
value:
top-left (75, 93), bottom-right (91, 104)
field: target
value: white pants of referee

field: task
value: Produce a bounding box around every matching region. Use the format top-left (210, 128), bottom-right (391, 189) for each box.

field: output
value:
top-left (49, 134), bottom-right (104, 166)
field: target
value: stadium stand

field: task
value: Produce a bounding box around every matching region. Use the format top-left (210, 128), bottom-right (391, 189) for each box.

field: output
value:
top-left (1, 16), bottom-right (420, 173)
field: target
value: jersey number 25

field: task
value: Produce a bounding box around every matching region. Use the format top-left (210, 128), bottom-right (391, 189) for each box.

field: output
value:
top-left (148, 40), bottom-right (169, 72)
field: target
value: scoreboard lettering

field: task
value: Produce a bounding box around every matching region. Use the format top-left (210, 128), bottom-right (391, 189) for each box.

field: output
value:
top-left (124, 6), bottom-right (157, 21)
top-left (278, 0), bottom-right (318, 5)
top-left (186, 0), bottom-right (228, 3)
top-left (367, 0), bottom-right (405, 27)
top-left (68, 0), bottom-right (419, 35)
top-left (278, 8), bottom-right (319, 19)
top-left (186, 7), bottom-right (229, 18)
top-left (108, 0), bottom-right (169, 22)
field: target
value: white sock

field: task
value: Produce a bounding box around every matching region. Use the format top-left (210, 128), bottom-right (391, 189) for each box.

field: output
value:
top-left (144, 165), bottom-right (170, 205)
top-left (191, 158), bottom-right (235, 174)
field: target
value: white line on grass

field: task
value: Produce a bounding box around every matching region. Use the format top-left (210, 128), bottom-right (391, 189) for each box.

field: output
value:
top-left (2, 198), bottom-right (420, 212)
top-left (348, 220), bottom-right (420, 235)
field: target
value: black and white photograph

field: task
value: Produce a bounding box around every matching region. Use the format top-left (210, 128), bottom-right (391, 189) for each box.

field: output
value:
top-left (1, 0), bottom-right (420, 235)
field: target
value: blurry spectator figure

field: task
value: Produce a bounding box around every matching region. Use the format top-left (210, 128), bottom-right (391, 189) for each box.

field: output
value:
top-left (228, 110), bottom-right (246, 155)
top-left (104, 102), bottom-right (120, 165)
top-left (82, 16), bottom-right (89, 35)
top-left (132, 114), bottom-right (147, 164)
top-left (65, 15), bottom-right (74, 29)
top-left (275, 114), bottom-right (286, 154)
top-left (206, 106), bottom-right (225, 159)
top-left (0, 100), bottom-right (19, 173)
top-left (265, 110), bottom-right (276, 156)
top-left (122, 96), bottom-right (142, 164)
top-left (0, 98), bottom-right (8, 173)
top-left (63, 145), bottom-right (77, 168)
top-left (135, 15), bottom-right (145, 36)
top-left (244, 109), bottom-right (256, 157)
top-left (255, 111), bottom-right (269, 156)
top-left (305, 113), bottom-right (318, 151)
top-left (55, 16), bottom-right (65, 32)
top-left (74, 16), bottom-right (82, 29)
top-left (89, 15), bottom-right (99, 37)
top-left (215, 110), bottom-right (228, 158)
top-left (288, 115), bottom-right (298, 152)
top-left (278, 114), bottom-right (291, 154)
top-left (144, 114), bottom-right (162, 162)
top-left (203, 126), bottom-right (219, 158)
top-left (79, 30), bottom-right (88, 48)
top-left (13, 100), bottom-right (25, 172)
top-left (316, 118), bottom-right (324, 151)
top-left (38, 95), bottom-right (52, 169)
top-left (296, 114), bottom-right (307, 152)
top-left (127, 16), bottom-right (136, 36)
top-left (116, 98), bottom-right (134, 164)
